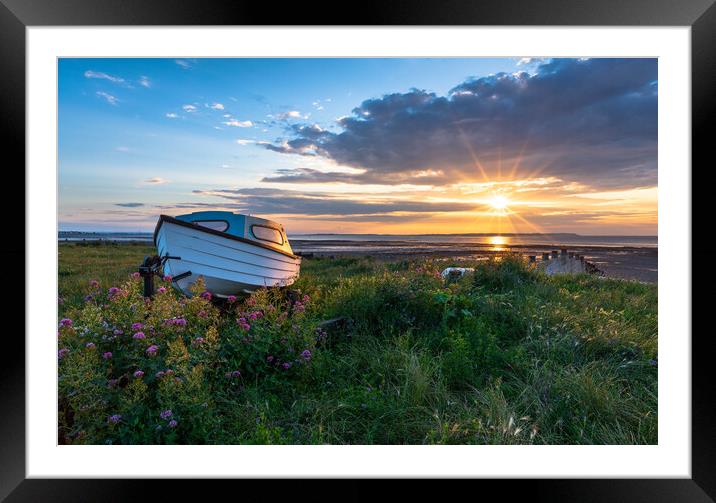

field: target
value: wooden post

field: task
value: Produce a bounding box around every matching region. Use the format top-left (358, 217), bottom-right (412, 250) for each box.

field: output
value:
top-left (551, 250), bottom-right (559, 258)
top-left (542, 252), bottom-right (550, 261)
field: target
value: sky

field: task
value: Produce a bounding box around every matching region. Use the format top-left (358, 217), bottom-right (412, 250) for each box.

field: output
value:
top-left (58, 57), bottom-right (657, 235)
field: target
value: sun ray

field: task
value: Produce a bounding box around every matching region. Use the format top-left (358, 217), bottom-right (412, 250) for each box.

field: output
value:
top-left (454, 123), bottom-right (490, 183)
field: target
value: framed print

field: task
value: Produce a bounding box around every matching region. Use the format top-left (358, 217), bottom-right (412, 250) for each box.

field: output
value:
top-left (4, 0), bottom-right (714, 500)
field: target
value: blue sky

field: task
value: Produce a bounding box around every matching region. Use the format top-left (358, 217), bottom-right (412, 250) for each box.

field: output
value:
top-left (58, 58), bottom-right (657, 235)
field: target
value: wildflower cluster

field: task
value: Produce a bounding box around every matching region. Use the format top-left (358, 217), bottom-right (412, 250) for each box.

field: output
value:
top-left (57, 273), bottom-right (321, 445)
top-left (219, 288), bottom-right (319, 379)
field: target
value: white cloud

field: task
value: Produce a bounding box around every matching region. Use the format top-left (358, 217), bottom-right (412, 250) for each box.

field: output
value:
top-left (208, 102), bottom-right (224, 110)
top-left (175, 59), bottom-right (192, 69)
top-left (278, 110), bottom-right (304, 120)
top-left (223, 114), bottom-right (232, 118)
top-left (143, 177), bottom-right (168, 185)
top-left (517, 57), bottom-right (544, 66)
top-left (96, 91), bottom-right (119, 105)
top-left (165, 112), bottom-right (179, 119)
top-left (139, 76), bottom-right (151, 88)
top-left (84, 70), bottom-right (124, 83)
top-left (182, 104), bottom-right (198, 112)
top-left (223, 120), bottom-right (253, 128)
top-left (236, 139), bottom-right (255, 145)
top-left (115, 146), bottom-right (130, 152)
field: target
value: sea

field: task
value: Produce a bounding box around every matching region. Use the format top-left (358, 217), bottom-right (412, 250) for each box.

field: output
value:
top-left (58, 230), bottom-right (656, 248)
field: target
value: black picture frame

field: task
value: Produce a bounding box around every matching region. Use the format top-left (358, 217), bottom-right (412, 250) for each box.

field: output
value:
top-left (3, 0), bottom-right (713, 500)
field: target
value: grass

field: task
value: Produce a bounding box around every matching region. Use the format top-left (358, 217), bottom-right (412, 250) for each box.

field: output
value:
top-left (57, 241), bottom-right (657, 445)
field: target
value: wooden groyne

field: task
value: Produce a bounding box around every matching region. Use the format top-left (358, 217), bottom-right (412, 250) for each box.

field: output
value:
top-left (530, 248), bottom-right (603, 276)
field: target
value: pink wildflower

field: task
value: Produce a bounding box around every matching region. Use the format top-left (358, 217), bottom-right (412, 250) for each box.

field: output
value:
top-left (131, 322), bottom-right (143, 331)
top-left (200, 291), bottom-right (212, 301)
top-left (132, 271), bottom-right (141, 279)
top-left (164, 274), bottom-right (172, 282)
top-left (300, 349), bottom-right (312, 361)
top-left (227, 295), bottom-right (237, 303)
top-left (267, 355), bottom-right (274, 363)
top-left (197, 310), bottom-right (207, 318)
top-left (85, 342), bottom-right (96, 349)
top-left (282, 362), bottom-right (292, 370)
top-left (133, 331), bottom-right (146, 340)
top-left (231, 370), bottom-right (241, 378)
top-left (102, 352), bottom-right (113, 359)
top-left (133, 370), bottom-right (145, 378)
top-left (146, 345), bottom-right (159, 355)
top-left (158, 287), bottom-right (167, 293)
top-left (160, 409), bottom-right (173, 420)
top-left (58, 348), bottom-right (69, 359)
top-left (168, 419), bottom-right (178, 428)
top-left (108, 414), bottom-right (122, 424)
top-left (59, 318), bottom-right (73, 327)
top-left (89, 279), bottom-right (100, 288)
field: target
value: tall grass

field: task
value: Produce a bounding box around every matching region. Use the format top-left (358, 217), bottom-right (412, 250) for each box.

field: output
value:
top-left (58, 243), bottom-right (657, 444)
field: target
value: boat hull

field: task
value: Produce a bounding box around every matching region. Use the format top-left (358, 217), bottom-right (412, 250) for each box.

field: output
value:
top-left (155, 219), bottom-right (301, 297)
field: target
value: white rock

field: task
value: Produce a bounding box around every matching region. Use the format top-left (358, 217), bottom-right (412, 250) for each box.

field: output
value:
top-left (440, 267), bottom-right (475, 280)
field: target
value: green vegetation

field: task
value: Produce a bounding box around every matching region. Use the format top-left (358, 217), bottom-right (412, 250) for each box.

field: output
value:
top-left (58, 242), bottom-right (657, 445)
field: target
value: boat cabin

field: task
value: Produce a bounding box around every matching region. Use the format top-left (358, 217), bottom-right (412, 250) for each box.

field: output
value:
top-left (173, 211), bottom-right (295, 256)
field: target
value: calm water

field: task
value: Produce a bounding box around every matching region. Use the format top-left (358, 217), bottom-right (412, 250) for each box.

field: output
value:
top-left (291, 233), bottom-right (657, 248)
top-left (59, 231), bottom-right (656, 248)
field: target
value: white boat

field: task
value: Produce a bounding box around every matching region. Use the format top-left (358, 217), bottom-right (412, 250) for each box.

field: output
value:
top-left (154, 211), bottom-right (301, 297)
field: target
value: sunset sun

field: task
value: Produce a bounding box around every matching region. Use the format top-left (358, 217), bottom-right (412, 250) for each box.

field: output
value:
top-left (489, 194), bottom-right (510, 211)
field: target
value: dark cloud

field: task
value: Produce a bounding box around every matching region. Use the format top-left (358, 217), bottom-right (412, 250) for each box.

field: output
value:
top-left (261, 58), bottom-right (657, 189)
top-left (191, 187), bottom-right (477, 216)
top-left (115, 202), bottom-right (145, 208)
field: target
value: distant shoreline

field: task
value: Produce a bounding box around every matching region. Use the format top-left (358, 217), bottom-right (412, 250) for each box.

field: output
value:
top-left (58, 231), bottom-right (657, 247)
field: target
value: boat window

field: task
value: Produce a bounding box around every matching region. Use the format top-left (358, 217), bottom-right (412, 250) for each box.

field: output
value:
top-left (251, 225), bottom-right (284, 245)
top-left (194, 220), bottom-right (229, 232)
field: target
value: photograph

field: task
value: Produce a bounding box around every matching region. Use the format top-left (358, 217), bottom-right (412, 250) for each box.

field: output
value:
top-left (57, 56), bottom-right (658, 446)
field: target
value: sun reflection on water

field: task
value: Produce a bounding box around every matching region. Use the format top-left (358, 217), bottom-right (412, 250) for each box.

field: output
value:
top-left (488, 235), bottom-right (510, 251)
